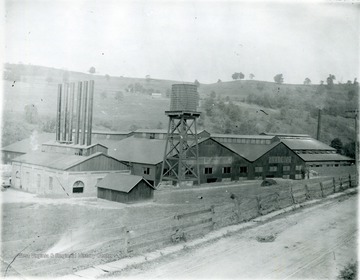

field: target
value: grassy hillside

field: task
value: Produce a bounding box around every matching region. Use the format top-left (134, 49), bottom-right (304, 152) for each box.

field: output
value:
top-left (2, 63), bottom-right (358, 150)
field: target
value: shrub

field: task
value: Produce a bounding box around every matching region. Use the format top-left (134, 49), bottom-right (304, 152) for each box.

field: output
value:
top-left (338, 262), bottom-right (357, 280)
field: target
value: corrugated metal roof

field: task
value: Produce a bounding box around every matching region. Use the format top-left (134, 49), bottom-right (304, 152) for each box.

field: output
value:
top-left (281, 139), bottom-right (335, 150)
top-left (260, 132), bottom-right (310, 138)
top-left (92, 130), bottom-right (133, 135)
top-left (298, 153), bottom-right (354, 162)
top-left (211, 134), bottom-right (275, 140)
top-left (97, 173), bottom-right (154, 192)
top-left (220, 142), bottom-right (280, 162)
top-left (12, 152), bottom-right (107, 170)
top-left (105, 136), bottom-right (166, 165)
top-left (1, 133), bottom-right (55, 153)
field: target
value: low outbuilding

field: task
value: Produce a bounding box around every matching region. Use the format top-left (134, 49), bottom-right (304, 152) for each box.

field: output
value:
top-left (97, 173), bottom-right (155, 203)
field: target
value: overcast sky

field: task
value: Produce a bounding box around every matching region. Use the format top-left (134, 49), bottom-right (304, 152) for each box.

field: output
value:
top-left (3, 0), bottom-right (360, 84)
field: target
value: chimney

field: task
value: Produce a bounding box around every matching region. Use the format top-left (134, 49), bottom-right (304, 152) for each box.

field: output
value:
top-left (74, 82), bottom-right (82, 145)
top-left (68, 83), bottom-right (75, 142)
top-left (316, 108), bottom-right (321, 140)
top-left (86, 80), bottom-right (94, 146)
top-left (62, 83), bottom-right (69, 141)
top-left (81, 81), bottom-right (88, 145)
top-left (56, 84), bottom-right (62, 142)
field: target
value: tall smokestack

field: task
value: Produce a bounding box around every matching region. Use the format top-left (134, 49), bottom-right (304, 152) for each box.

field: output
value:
top-left (63, 83), bottom-right (69, 141)
top-left (316, 108), bottom-right (321, 140)
top-left (81, 81), bottom-right (88, 145)
top-left (86, 80), bottom-right (94, 146)
top-left (68, 83), bottom-right (75, 142)
top-left (56, 84), bottom-right (62, 142)
top-left (74, 82), bottom-right (82, 145)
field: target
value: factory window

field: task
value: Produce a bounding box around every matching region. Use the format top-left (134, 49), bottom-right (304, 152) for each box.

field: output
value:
top-left (236, 138), bottom-right (241, 143)
top-left (265, 140), bottom-right (271, 144)
top-left (295, 165), bottom-right (302, 171)
top-left (255, 167), bottom-right (263, 173)
top-left (72, 181), bottom-right (84, 193)
top-left (256, 139), bottom-right (261, 144)
top-left (143, 167), bottom-right (151, 175)
top-left (269, 166), bottom-right (278, 172)
top-left (149, 133), bottom-right (155, 139)
top-left (334, 164), bottom-right (339, 167)
top-left (49, 177), bottom-right (53, 190)
top-left (239, 166), bottom-right (248, 174)
top-left (295, 174), bottom-right (302, 180)
top-left (222, 167), bottom-right (231, 174)
top-left (315, 165), bottom-right (322, 167)
top-left (269, 156), bottom-right (291, 164)
top-left (241, 139), bottom-right (246, 144)
top-left (283, 175), bottom-right (290, 179)
top-left (283, 166), bottom-right (290, 172)
top-left (204, 167), bottom-right (213, 174)
top-left (260, 139), bottom-right (266, 144)
top-left (251, 139), bottom-right (256, 144)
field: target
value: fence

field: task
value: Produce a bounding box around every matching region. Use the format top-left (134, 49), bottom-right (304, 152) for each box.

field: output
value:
top-left (89, 174), bottom-right (358, 257)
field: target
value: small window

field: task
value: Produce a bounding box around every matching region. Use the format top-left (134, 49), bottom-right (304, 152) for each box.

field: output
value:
top-left (295, 165), bottom-right (302, 171)
top-left (205, 167), bottom-right (213, 174)
top-left (222, 167), bottom-right (231, 174)
top-left (256, 139), bottom-right (261, 144)
top-left (143, 167), bottom-right (151, 175)
top-left (255, 167), bottom-right (263, 173)
top-left (239, 166), bottom-right (248, 174)
top-left (49, 176), bottom-right (53, 190)
top-left (250, 139), bottom-right (256, 144)
top-left (149, 133), bottom-right (155, 139)
top-left (335, 164), bottom-right (339, 167)
top-left (269, 166), bottom-right (277, 172)
top-left (295, 174), bottom-right (302, 180)
top-left (283, 175), bottom-right (290, 179)
top-left (283, 166), bottom-right (290, 172)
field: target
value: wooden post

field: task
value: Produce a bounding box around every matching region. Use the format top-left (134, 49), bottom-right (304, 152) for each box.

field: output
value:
top-left (332, 178), bottom-right (336, 193)
top-left (320, 182), bottom-right (325, 197)
top-left (304, 184), bottom-right (310, 200)
top-left (290, 187), bottom-right (296, 204)
top-left (256, 196), bottom-right (262, 216)
top-left (349, 174), bottom-right (352, 188)
top-left (211, 205), bottom-right (215, 230)
top-left (123, 227), bottom-right (129, 256)
top-left (339, 177), bottom-right (343, 190)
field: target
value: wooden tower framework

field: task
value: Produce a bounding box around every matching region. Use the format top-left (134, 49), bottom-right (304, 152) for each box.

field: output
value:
top-left (160, 111), bottom-right (201, 186)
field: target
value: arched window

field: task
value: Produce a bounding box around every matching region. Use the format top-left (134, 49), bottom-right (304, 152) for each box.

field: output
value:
top-left (72, 181), bottom-right (84, 193)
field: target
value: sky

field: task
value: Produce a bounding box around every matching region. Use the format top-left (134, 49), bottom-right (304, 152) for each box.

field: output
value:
top-left (3, 0), bottom-right (360, 84)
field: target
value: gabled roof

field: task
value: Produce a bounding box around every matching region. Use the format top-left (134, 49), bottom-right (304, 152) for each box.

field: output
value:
top-left (298, 153), bottom-right (354, 162)
top-left (260, 132), bottom-right (310, 138)
top-left (211, 134), bottom-right (275, 140)
top-left (220, 141), bottom-right (280, 162)
top-left (105, 136), bottom-right (166, 165)
top-left (1, 133), bottom-right (55, 153)
top-left (12, 152), bottom-right (116, 171)
top-left (281, 138), bottom-right (335, 151)
top-left (97, 173), bottom-right (154, 192)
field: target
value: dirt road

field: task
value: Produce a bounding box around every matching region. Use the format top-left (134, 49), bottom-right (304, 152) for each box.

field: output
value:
top-left (114, 194), bottom-right (358, 279)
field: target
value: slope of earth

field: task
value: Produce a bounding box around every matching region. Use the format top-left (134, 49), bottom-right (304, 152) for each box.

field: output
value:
top-left (110, 193), bottom-right (358, 279)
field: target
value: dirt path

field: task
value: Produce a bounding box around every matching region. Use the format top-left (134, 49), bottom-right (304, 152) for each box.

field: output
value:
top-left (113, 194), bottom-right (358, 279)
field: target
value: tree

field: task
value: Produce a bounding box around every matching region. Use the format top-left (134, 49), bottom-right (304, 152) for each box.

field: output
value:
top-left (343, 141), bottom-right (355, 159)
top-left (24, 104), bottom-right (39, 124)
top-left (232, 72), bottom-right (239, 80)
top-left (89, 66), bottom-right (96, 74)
top-left (303, 77), bottom-right (311, 85)
top-left (249, 73), bottom-right (255, 80)
top-left (274, 74), bottom-right (284, 84)
top-left (326, 74), bottom-right (336, 87)
top-left (239, 72), bottom-right (245, 80)
top-left (330, 138), bottom-right (343, 154)
top-left (194, 80), bottom-right (200, 87)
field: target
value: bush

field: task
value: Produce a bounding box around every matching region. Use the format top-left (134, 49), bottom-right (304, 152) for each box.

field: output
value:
top-left (338, 262), bottom-right (357, 280)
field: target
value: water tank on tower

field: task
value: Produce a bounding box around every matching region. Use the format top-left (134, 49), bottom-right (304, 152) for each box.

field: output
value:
top-left (170, 84), bottom-right (198, 112)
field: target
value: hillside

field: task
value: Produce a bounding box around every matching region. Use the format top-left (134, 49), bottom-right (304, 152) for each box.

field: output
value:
top-left (1, 63), bottom-right (358, 152)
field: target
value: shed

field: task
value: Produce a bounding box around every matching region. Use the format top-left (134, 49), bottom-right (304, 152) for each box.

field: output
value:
top-left (97, 173), bottom-right (155, 203)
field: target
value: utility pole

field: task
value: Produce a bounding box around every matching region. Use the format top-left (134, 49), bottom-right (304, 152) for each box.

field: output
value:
top-left (345, 109), bottom-right (359, 176)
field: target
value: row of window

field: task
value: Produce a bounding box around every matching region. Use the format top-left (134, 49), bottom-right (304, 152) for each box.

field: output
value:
top-left (296, 150), bottom-right (336, 154)
top-left (308, 163), bottom-right (351, 168)
top-left (204, 165), bottom-right (302, 174)
top-left (214, 138), bottom-right (272, 145)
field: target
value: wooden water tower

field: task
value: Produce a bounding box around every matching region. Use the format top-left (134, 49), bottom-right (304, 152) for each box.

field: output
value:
top-left (160, 84), bottom-right (201, 186)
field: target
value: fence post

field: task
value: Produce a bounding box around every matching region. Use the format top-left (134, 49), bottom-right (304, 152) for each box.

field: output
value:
top-left (333, 177), bottom-right (336, 193)
top-left (319, 182), bottom-right (325, 197)
top-left (275, 192), bottom-right (280, 209)
top-left (211, 205), bottom-right (216, 230)
top-left (290, 186), bottom-right (296, 204)
top-left (349, 174), bottom-right (352, 188)
top-left (256, 196), bottom-right (262, 216)
top-left (339, 177), bottom-right (343, 190)
top-left (304, 184), bottom-right (310, 200)
top-left (123, 226), bottom-right (129, 256)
